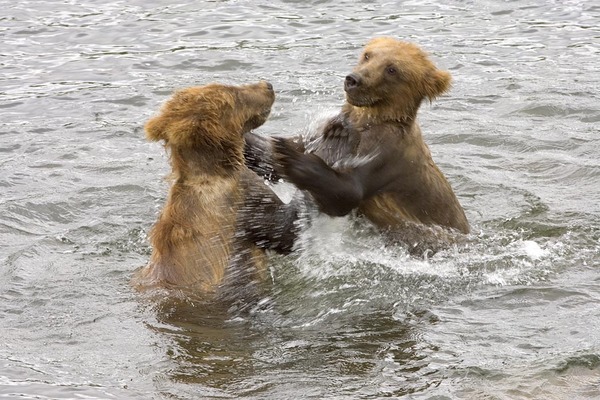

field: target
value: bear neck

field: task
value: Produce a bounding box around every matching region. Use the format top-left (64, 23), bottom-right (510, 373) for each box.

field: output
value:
top-left (169, 145), bottom-right (244, 180)
top-left (342, 98), bottom-right (422, 127)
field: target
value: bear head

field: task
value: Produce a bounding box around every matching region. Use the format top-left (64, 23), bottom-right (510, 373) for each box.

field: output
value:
top-left (145, 81), bottom-right (275, 175)
top-left (344, 37), bottom-right (451, 122)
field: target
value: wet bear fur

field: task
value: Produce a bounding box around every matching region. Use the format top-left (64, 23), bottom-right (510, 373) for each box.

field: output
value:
top-left (245, 38), bottom-right (469, 255)
top-left (132, 81), bottom-right (300, 300)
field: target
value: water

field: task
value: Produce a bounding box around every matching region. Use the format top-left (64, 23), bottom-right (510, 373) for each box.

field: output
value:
top-left (1, 0), bottom-right (599, 398)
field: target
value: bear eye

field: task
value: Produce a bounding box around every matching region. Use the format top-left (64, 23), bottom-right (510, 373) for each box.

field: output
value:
top-left (386, 66), bottom-right (397, 75)
top-left (363, 52), bottom-right (370, 61)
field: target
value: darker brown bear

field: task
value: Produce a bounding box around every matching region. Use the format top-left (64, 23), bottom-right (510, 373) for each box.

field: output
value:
top-left (246, 38), bottom-right (469, 255)
top-left (132, 81), bottom-right (300, 299)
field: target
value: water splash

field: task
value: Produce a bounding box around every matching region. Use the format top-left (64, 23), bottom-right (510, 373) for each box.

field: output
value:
top-left (269, 212), bottom-right (568, 323)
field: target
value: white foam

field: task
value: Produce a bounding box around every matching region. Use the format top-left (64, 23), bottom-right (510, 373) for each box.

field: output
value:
top-left (520, 240), bottom-right (548, 261)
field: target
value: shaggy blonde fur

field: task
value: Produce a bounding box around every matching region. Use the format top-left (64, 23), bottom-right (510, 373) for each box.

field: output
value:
top-left (133, 81), bottom-right (297, 298)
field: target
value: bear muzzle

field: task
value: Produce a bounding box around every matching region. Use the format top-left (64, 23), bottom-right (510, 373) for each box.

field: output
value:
top-left (344, 73), bottom-right (362, 90)
top-left (344, 73), bottom-right (380, 107)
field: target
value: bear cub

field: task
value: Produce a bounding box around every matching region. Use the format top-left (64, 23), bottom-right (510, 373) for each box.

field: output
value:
top-left (133, 81), bottom-right (301, 300)
top-left (246, 38), bottom-right (469, 255)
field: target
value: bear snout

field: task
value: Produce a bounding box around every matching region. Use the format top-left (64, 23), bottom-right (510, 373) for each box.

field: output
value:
top-left (344, 73), bottom-right (361, 90)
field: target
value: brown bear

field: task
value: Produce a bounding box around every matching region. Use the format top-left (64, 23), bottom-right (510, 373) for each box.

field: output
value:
top-left (132, 81), bottom-right (302, 300)
top-left (245, 38), bottom-right (469, 255)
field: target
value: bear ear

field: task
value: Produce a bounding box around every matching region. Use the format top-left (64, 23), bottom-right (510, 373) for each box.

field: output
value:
top-left (144, 117), bottom-right (167, 142)
top-left (425, 69), bottom-right (452, 101)
top-left (145, 115), bottom-right (168, 142)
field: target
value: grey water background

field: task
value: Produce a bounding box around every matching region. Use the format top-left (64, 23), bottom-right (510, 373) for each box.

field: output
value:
top-left (1, 0), bottom-right (599, 398)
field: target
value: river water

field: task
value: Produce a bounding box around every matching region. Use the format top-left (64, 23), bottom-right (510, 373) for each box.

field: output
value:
top-left (1, 1), bottom-right (599, 399)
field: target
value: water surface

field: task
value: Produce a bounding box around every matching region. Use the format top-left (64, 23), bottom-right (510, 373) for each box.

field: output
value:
top-left (1, 0), bottom-right (599, 399)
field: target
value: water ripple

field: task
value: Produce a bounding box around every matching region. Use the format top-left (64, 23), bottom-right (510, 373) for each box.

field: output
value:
top-left (1, 0), bottom-right (599, 399)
